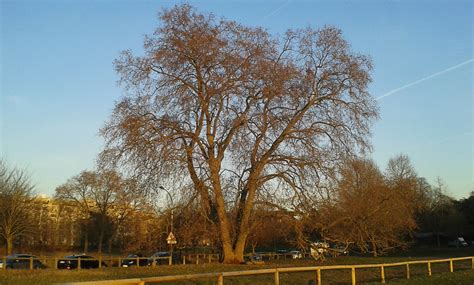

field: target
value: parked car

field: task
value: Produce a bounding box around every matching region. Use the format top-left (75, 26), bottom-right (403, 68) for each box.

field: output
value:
top-left (57, 254), bottom-right (106, 269)
top-left (448, 237), bottom-right (469, 247)
top-left (121, 254), bottom-right (148, 267)
top-left (329, 244), bottom-right (349, 257)
top-left (244, 253), bottom-right (263, 262)
top-left (147, 252), bottom-right (172, 266)
top-left (276, 249), bottom-right (289, 254)
top-left (0, 254), bottom-right (46, 269)
top-left (290, 250), bottom-right (303, 259)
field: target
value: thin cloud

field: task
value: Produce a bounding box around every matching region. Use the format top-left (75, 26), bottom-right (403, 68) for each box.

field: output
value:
top-left (5, 95), bottom-right (26, 105)
top-left (436, 131), bottom-right (473, 144)
top-left (400, 131), bottom-right (472, 152)
top-left (377, 58), bottom-right (474, 101)
top-left (259, 0), bottom-right (291, 23)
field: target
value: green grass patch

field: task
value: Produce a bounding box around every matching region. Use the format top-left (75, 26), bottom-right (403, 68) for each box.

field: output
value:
top-left (0, 252), bottom-right (473, 285)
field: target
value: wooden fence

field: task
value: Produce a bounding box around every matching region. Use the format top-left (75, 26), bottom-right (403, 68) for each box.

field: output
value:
top-left (59, 256), bottom-right (474, 285)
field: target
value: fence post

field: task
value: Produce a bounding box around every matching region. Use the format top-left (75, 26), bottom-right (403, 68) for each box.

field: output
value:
top-left (217, 273), bottom-right (224, 285)
top-left (316, 268), bottom-right (321, 285)
top-left (274, 269), bottom-right (280, 285)
top-left (449, 259), bottom-right (453, 272)
top-left (169, 256), bottom-right (172, 265)
top-left (196, 255), bottom-right (199, 264)
top-left (29, 256), bottom-right (33, 270)
top-left (99, 256), bottom-right (102, 269)
top-left (78, 258), bottom-right (81, 270)
top-left (54, 258), bottom-right (58, 270)
top-left (137, 256), bottom-right (140, 267)
top-left (182, 255), bottom-right (186, 265)
top-left (2, 257), bottom-right (6, 270)
top-left (380, 265), bottom-right (385, 283)
top-left (351, 267), bottom-right (356, 285)
top-left (406, 263), bottom-right (410, 279)
top-left (427, 262), bottom-right (431, 276)
top-left (208, 254), bottom-right (211, 263)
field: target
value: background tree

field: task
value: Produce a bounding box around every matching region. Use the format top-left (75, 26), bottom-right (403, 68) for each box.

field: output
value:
top-left (56, 170), bottom-right (124, 254)
top-left (417, 178), bottom-right (464, 246)
top-left (106, 177), bottom-right (145, 253)
top-left (385, 154), bottom-right (427, 214)
top-left (173, 202), bottom-right (219, 250)
top-left (101, 4), bottom-right (378, 262)
top-left (56, 171), bottom-right (95, 252)
top-left (309, 158), bottom-right (417, 256)
top-left (246, 205), bottom-right (294, 253)
top-left (0, 160), bottom-right (35, 255)
top-left (456, 191), bottom-right (474, 240)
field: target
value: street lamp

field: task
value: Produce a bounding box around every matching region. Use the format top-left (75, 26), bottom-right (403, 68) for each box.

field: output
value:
top-left (159, 186), bottom-right (176, 257)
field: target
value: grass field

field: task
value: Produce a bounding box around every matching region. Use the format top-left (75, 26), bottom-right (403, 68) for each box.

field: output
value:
top-left (0, 248), bottom-right (473, 284)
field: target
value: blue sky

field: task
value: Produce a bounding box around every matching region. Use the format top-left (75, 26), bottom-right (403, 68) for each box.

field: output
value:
top-left (1, 0), bottom-right (472, 198)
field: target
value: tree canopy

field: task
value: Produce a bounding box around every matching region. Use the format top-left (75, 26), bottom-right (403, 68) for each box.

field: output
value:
top-left (0, 160), bottom-right (35, 255)
top-left (101, 4), bottom-right (378, 262)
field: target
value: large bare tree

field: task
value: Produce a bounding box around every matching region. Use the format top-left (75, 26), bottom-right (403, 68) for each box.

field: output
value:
top-left (0, 160), bottom-right (35, 255)
top-left (101, 4), bottom-right (378, 262)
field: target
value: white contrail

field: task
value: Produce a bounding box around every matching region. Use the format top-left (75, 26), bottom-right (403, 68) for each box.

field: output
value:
top-left (377, 58), bottom-right (474, 101)
top-left (260, 0), bottom-right (291, 23)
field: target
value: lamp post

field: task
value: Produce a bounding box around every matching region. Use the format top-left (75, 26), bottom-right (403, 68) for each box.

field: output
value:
top-left (159, 186), bottom-right (176, 259)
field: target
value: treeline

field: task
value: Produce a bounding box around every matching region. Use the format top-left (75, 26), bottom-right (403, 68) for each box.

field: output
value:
top-left (0, 157), bottom-right (472, 256)
top-left (297, 155), bottom-right (474, 256)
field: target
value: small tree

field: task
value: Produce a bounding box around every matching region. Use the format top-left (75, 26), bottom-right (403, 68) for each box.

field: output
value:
top-left (56, 171), bottom-right (95, 252)
top-left (417, 178), bottom-right (463, 246)
top-left (385, 154), bottom-right (425, 212)
top-left (56, 170), bottom-right (124, 254)
top-left (0, 161), bottom-right (35, 255)
top-left (247, 206), bottom-right (294, 253)
top-left (107, 177), bottom-right (145, 253)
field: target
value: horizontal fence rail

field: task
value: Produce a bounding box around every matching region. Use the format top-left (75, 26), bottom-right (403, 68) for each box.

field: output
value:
top-left (57, 256), bottom-right (474, 285)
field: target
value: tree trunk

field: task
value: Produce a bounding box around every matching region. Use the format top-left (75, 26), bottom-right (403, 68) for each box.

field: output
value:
top-left (209, 158), bottom-right (261, 263)
top-left (6, 236), bottom-right (13, 255)
top-left (371, 240), bottom-right (378, 257)
top-left (209, 158), bottom-right (240, 263)
top-left (83, 231), bottom-right (89, 253)
top-left (98, 213), bottom-right (107, 255)
top-left (231, 175), bottom-right (260, 263)
top-left (215, 192), bottom-right (238, 263)
top-left (98, 231), bottom-right (104, 255)
top-left (108, 235), bottom-right (114, 254)
top-left (55, 217), bottom-right (61, 248)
